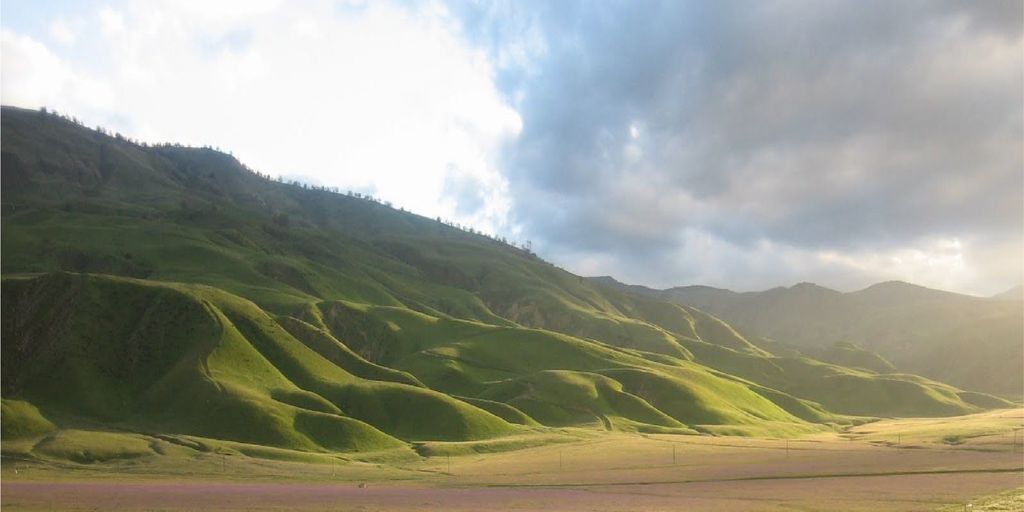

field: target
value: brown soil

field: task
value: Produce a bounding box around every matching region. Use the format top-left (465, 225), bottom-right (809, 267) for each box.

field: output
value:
top-left (3, 469), bottom-right (1021, 511)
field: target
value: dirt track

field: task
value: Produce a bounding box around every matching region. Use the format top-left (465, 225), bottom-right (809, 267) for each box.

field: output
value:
top-left (5, 415), bottom-right (1024, 511)
top-left (4, 468), bottom-right (1022, 511)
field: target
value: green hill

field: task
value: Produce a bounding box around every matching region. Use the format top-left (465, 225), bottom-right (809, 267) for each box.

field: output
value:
top-left (594, 276), bottom-right (1023, 397)
top-left (2, 272), bottom-right (513, 450)
top-left (0, 106), bottom-right (1011, 463)
top-left (817, 342), bottom-right (897, 374)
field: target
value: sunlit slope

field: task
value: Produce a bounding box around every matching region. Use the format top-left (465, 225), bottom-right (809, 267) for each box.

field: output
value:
top-left (0, 106), bottom-right (1010, 452)
top-left (299, 298), bottom-right (1000, 422)
top-left (2, 272), bottom-right (831, 442)
top-left (816, 341), bottom-right (897, 374)
top-left (304, 300), bottom-right (825, 434)
top-left (647, 279), bottom-right (1024, 396)
top-left (0, 107), bottom-right (855, 371)
top-left (1, 108), bottom-right (763, 357)
top-left (1, 273), bottom-right (515, 449)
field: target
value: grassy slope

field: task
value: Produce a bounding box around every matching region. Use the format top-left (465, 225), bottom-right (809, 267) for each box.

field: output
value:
top-left (815, 341), bottom-right (897, 374)
top-left (1, 273), bottom-right (514, 452)
top-left (655, 280), bottom-right (1023, 397)
top-left (0, 106), bottom-right (1009, 462)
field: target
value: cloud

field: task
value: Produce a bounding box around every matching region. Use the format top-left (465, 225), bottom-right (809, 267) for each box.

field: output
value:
top-left (47, 19), bottom-right (76, 45)
top-left (478, 0), bottom-right (1023, 294)
top-left (3, 0), bottom-right (1020, 295)
top-left (1, 30), bottom-right (72, 106)
top-left (0, 0), bottom-right (521, 234)
top-left (0, 29), bottom-right (113, 109)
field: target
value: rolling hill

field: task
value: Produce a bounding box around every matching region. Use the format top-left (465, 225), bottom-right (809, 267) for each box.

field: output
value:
top-left (0, 106), bottom-right (1013, 462)
top-left (591, 277), bottom-right (1023, 397)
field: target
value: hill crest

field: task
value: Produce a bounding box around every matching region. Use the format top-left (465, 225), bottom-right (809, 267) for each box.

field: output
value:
top-left (1, 105), bottom-right (1014, 461)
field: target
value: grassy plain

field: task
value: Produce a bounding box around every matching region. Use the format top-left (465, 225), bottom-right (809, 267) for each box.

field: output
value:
top-left (3, 409), bottom-right (1022, 511)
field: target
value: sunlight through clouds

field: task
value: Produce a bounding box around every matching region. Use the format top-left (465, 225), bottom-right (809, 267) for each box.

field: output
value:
top-left (1, 0), bottom-right (1019, 294)
top-left (0, 0), bottom-right (521, 235)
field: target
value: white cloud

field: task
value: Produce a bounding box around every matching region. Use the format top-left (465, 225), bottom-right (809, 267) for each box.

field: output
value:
top-left (1, 30), bottom-right (114, 110)
top-left (554, 227), bottom-right (1017, 296)
top-left (1, 30), bottom-right (70, 107)
top-left (816, 237), bottom-right (973, 293)
top-left (48, 19), bottom-right (76, 46)
top-left (4, 1), bottom-right (1018, 296)
top-left (97, 7), bottom-right (124, 36)
top-left (1, 0), bottom-right (521, 235)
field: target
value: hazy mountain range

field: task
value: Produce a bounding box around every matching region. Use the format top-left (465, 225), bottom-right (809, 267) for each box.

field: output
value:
top-left (590, 277), bottom-right (1023, 396)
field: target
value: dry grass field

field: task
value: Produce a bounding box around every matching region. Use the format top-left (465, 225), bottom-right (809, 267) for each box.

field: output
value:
top-left (3, 409), bottom-right (1022, 511)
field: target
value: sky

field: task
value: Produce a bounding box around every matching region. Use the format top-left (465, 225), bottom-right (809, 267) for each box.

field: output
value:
top-left (2, 0), bottom-right (1021, 296)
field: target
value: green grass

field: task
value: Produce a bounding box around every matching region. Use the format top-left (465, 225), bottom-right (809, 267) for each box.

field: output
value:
top-left (2, 273), bottom-right (514, 452)
top-left (1, 399), bottom-right (56, 439)
top-left (32, 430), bottom-right (175, 463)
top-left (845, 408), bottom-right (1024, 447)
top-left (480, 370), bottom-right (687, 430)
top-left (0, 106), bottom-right (1012, 464)
top-left (652, 278), bottom-right (1024, 396)
top-left (411, 433), bottom-right (576, 457)
top-left (818, 341), bottom-right (896, 374)
top-left (677, 336), bottom-right (1005, 417)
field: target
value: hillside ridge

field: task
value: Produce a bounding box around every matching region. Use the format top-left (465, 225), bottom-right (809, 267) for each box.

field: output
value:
top-left (1, 105), bottom-right (1013, 463)
top-left (587, 275), bottom-right (1023, 396)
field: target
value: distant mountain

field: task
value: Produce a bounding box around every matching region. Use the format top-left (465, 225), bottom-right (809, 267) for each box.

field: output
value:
top-left (591, 277), bottom-right (1023, 396)
top-left (991, 285), bottom-right (1023, 301)
top-left (0, 106), bottom-right (1012, 462)
top-left (848, 280), bottom-right (971, 307)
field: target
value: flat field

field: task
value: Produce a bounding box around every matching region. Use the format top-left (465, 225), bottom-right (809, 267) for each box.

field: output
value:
top-left (3, 409), bottom-right (1022, 511)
